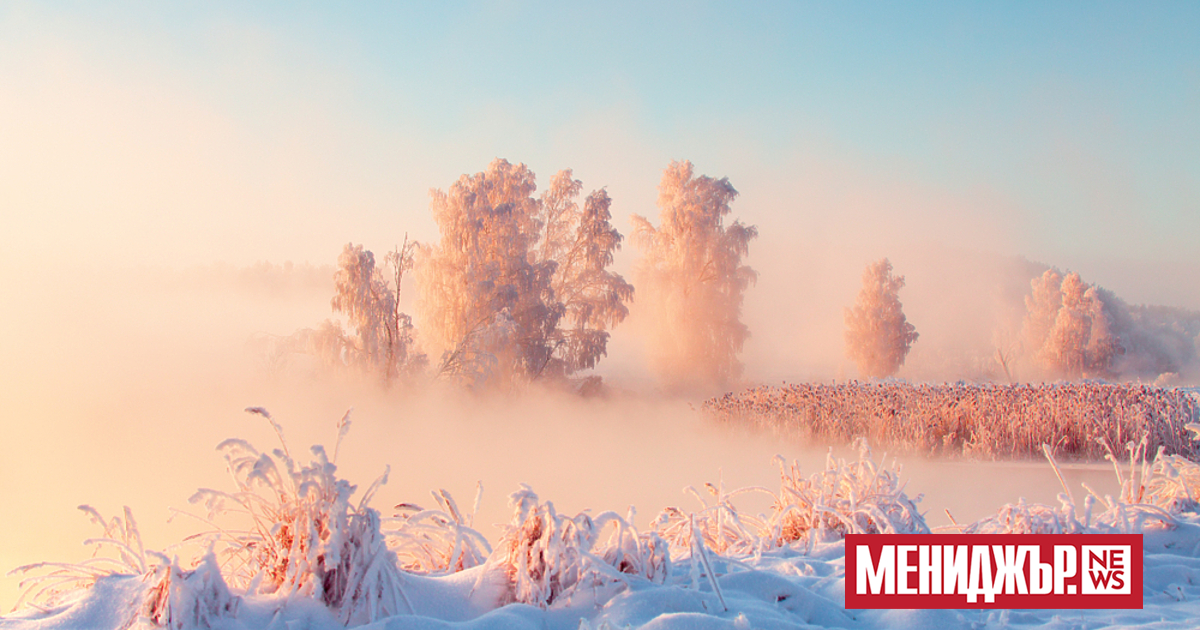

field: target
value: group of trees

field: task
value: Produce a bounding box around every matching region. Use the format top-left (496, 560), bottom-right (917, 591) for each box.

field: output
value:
top-left (289, 159), bottom-right (1192, 390)
top-left (301, 158), bottom-right (757, 392)
top-left (1018, 268), bottom-right (1200, 382)
top-left (836, 260), bottom-right (1156, 383)
top-left (1022, 269), bottom-right (1122, 379)
top-left (417, 160), bottom-right (635, 387)
top-left (836, 260), bottom-right (1196, 384)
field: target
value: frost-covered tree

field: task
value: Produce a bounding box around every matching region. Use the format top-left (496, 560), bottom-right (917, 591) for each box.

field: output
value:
top-left (844, 258), bottom-right (919, 379)
top-left (331, 243), bottom-right (391, 370)
top-left (381, 237), bottom-right (422, 378)
top-left (418, 159), bottom-right (552, 385)
top-left (324, 240), bottom-right (424, 380)
top-left (631, 160), bottom-right (757, 391)
top-left (418, 159), bottom-right (631, 387)
top-left (535, 170), bottom-right (634, 377)
top-left (1022, 269), bottom-right (1122, 379)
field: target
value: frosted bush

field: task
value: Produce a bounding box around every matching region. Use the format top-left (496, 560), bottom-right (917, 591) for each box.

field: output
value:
top-left (966, 490), bottom-right (1175, 535)
top-left (653, 441), bottom-right (927, 559)
top-left (1144, 452), bottom-right (1200, 512)
top-left (765, 440), bottom-right (929, 546)
top-left (185, 408), bottom-right (411, 626)
top-left (966, 440), bottom-right (1179, 535)
top-left (10, 507), bottom-right (239, 629)
top-left (596, 510), bottom-right (670, 587)
top-left (653, 483), bottom-right (769, 557)
top-left (483, 485), bottom-right (668, 608)
top-left (1083, 436), bottom-right (1181, 532)
top-left (10, 506), bottom-right (158, 610)
top-left (384, 486), bottom-right (492, 574)
top-left (1099, 430), bottom-right (1200, 513)
top-left (140, 552), bottom-right (239, 630)
top-left (964, 496), bottom-right (1085, 535)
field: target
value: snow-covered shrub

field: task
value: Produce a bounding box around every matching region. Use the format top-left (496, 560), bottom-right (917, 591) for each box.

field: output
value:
top-left (186, 408), bottom-right (411, 626)
top-left (652, 483), bottom-right (769, 557)
top-left (140, 552), bottom-right (239, 630)
top-left (1084, 436), bottom-right (1180, 532)
top-left (483, 485), bottom-right (667, 608)
top-left (966, 440), bottom-right (1179, 534)
top-left (963, 496), bottom-right (1085, 535)
top-left (765, 440), bottom-right (929, 547)
top-left (1144, 451), bottom-right (1200, 512)
top-left (597, 509), bottom-right (670, 587)
top-left (965, 490), bottom-right (1175, 535)
top-left (653, 441), bottom-right (927, 559)
top-left (384, 486), bottom-right (492, 574)
top-left (1098, 431), bottom-right (1200, 513)
top-left (10, 506), bottom-right (156, 610)
top-left (11, 507), bottom-right (239, 629)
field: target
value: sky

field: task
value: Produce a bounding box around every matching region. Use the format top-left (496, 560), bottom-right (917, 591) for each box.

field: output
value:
top-left (1, 1), bottom-right (1197, 308)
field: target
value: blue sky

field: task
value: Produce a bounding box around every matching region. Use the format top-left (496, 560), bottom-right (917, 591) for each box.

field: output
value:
top-left (1, 1), bottom-right (1198, 305)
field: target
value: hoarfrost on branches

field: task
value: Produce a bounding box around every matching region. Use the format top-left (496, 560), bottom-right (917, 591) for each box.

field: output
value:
top-left (10, 507), bottom-right (241, 629)
top-left (536, 170), bottom-right (634, 377)
top-left (963, 439), bottom-right (1182, 535)
top-left (384, 485), bottom-right (492, 574)
top-left (652, 439), bottom-right (928, 558)
top-left (185, 408), bottom-right (412, 626)
top-left (328, 240), bottom-right (425, 381)
top-left (482, 485), bottom-right (668, 608)
top-left (282, 239), bottom-right (426, 383)
top-left (418, 159), bottom-right (631, 388)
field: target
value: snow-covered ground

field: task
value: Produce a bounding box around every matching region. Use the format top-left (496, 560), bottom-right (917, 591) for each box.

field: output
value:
top-left (4, 520), bottom-right (1200, 630)
top-left (4, 416), bottom-right (1199, 630)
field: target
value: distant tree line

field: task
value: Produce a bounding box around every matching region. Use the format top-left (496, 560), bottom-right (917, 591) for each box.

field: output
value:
top-left (269, 158), bottom-right (1198, 392)
top-left (1020, 268), bottom-right (1200, 382)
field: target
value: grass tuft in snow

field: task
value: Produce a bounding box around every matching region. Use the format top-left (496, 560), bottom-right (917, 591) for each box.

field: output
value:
top-left (183, 407), bottom-right (411, 626)
top-left (482, 485), bottom-right (668, 608)
top-left (384, 485), bottom-right (492, 574)
top-left (9, 507), bottom-right (240, 629)
top-left (964, 436), bottom-right (1183, 534)
top-left (9, 506), bottom-right (155, 611)
top-left (765, 439), bottom-right (930, 545)
top-left (653, 439), bottom-right (928, 560)
top-left (140, 552), bottom-right (239, 629)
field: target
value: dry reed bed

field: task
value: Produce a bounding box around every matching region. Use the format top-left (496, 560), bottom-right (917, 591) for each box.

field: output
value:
top-left (704, 381), bottom-right (1200, 460)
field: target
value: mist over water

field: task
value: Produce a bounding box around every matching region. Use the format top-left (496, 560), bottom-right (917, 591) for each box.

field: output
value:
top-left (0, 262), bottom-right (1130, 611)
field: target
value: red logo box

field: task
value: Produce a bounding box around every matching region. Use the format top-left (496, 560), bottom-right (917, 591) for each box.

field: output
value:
top-left (845, 534), bottom-right (1142, 609)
